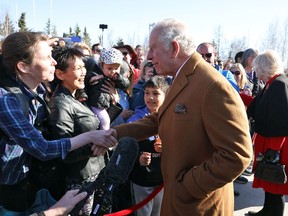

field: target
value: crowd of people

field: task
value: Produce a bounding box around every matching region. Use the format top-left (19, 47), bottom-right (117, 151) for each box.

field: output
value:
top-left (0, 18), bottom-right (288, 216)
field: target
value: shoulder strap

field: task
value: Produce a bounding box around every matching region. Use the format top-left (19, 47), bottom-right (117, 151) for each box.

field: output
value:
top-left (0, 64), bottom-right (30, 117)
top-left (4, 86), bottom-right (30, 117)
top-left (0, 85), bottom-right (29, 140)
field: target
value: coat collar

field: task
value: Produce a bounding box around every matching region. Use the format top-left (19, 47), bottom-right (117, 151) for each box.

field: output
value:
top-left (158, 52), bottom-right (202, 119)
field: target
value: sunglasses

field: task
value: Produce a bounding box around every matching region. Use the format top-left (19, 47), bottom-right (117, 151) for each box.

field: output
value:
top-left (201, 53), bottom-right (212, 58)
top-left (231, 70), bottom-right (240, 75)
top-left (122, 52), bottom-right (129, 56)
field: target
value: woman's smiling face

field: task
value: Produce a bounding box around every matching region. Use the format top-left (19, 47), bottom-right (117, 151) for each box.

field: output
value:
top-left (57, 57), bottom-right (86, 94)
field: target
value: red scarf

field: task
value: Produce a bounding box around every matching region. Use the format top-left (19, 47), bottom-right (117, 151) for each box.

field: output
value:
top-left (264, 74), bottom-right (281, 91)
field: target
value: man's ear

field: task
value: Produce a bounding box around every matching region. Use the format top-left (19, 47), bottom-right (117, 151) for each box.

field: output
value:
top-left (55, 69), bottom-right (65, 80)
top-left (17, 62), bottom-right (30, 74)
top-left (171, 40), bottom-right (180, 59)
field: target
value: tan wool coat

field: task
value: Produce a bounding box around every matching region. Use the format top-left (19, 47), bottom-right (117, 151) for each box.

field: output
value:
top-left (114, 52), bottom-right (253, 216)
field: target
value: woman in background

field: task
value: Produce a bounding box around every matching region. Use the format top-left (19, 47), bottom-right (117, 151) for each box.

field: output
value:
top-left (130, 60), bottom-right (156, 110)
top-left (230, 63), bottom-right (251, 95)
top-left (241, 50), bottom-right (288, 216)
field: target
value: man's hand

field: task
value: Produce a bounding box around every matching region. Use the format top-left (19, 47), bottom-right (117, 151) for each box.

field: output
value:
top-left (108, 128), bottom-right (117, 139)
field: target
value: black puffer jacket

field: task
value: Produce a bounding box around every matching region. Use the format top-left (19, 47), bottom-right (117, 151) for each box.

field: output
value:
top-left (84, 57), bottom-right (130, 109)
top-left (48, 85), bottom-right (105, 182)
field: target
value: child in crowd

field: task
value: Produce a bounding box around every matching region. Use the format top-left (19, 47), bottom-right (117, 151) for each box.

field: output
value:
top-left (127, 75), bottom-right (169, 216)
top-left (85, 48), bottom-right (130, 129)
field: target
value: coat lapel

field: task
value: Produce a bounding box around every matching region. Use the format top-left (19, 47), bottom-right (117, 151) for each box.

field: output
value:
top-left (159, 53), bottom-right (199, 119)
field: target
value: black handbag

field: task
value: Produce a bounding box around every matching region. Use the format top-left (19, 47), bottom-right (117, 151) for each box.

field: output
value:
top-left (254, 149), bottom-right (287, 184)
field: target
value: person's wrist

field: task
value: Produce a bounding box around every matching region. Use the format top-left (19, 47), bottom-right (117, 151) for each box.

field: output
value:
top-left (43, 207), bottom-right (65, 216)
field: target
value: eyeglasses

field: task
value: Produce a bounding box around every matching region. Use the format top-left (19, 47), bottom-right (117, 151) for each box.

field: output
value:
top-left (201, 53), bottom-right (212, 58)
top-left (231, 70), bottom-right (240, 75)
top-left (145, 62), bottom-right (153, 67)
top-left (122, 52), bottom-right (129, 56)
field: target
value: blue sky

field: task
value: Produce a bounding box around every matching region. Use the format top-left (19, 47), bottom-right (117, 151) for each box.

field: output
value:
top-left (1, 0), bottom-right (288, 48)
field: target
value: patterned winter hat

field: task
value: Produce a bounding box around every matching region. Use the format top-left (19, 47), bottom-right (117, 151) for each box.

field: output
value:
top-left (99, 48), bottom-right (123, 65)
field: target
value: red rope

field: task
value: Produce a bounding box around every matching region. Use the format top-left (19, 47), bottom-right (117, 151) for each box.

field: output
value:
top-left (104, 184), bottom-right (164, 216)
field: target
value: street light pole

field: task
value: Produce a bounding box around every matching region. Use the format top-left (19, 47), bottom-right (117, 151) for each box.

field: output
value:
top-left (99, 24), bottom-right (108, 46)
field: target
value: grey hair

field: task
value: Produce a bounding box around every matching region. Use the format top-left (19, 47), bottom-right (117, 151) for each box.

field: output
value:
top-left (241, 48), bottom-right (258, 68)
top-left (151, 18), bottom-right (195, 55)
top-left (253, 50), bottom-right (284, 80)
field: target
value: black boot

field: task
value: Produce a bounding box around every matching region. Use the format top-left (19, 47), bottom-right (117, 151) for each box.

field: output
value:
top-left (265, 192), bottom-right (284, 216)
top-left (247, 191), bottom-right (269, 216)
top-left (248, 192), bottom-right (285, 216)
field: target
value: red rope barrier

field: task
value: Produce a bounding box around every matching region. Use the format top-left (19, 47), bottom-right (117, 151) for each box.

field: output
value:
top-left (104, 184), bottom-right (164, 216)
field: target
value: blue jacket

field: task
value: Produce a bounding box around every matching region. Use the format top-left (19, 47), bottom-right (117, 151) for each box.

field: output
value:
top-left (129, 80), bottom-right (146, 111)
top-left (215, 64), bottom-right (239, 92)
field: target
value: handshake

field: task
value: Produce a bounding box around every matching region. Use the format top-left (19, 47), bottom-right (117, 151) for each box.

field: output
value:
top-left (72, 128), bottom-right (118, 156)
top-left (88, 129), bottom-right (117, 156)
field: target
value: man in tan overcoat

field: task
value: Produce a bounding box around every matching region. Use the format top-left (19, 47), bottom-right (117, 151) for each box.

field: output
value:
top-left (112, 18), bottom-right (252, 216)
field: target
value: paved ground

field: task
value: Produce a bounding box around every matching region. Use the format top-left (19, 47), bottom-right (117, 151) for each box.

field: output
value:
top-left (233, 174), bottom-right (288, 215)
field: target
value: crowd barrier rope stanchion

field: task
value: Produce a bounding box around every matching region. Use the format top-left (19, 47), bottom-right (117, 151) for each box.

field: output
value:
top-left (104, 184), bottom-right (164, 216)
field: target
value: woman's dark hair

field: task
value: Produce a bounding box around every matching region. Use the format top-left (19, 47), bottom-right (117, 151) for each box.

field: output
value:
top-left (52, 47), bottom-right (84, 71)
top-left (51, 47), bottom-right (84, 86)
top-left (120, 58), bottom-right (134, 96)
top-left (144, 75), bottom-right (170, 94)
top-left (1, 32), bottom-right (49, 76)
